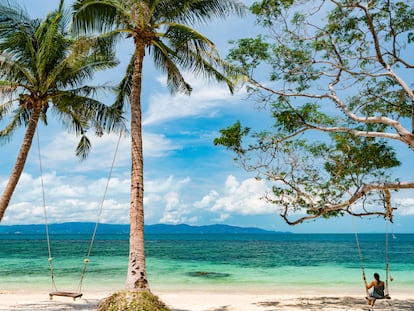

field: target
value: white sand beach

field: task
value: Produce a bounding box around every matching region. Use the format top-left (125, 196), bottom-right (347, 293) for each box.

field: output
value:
top-left (0, 288), bottom-right (413, 311)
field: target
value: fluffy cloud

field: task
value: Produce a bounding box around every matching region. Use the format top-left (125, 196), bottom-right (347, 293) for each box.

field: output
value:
top-left (34, 130), bottom-right (180, 174)
top-left (146, 176), bottom-right (195, 224)
top-left (395, 197), bottom-right (414, 215)
top-left (1, 168), bottom-right (197, 225)
top-left (143, 132), bottom-right (180, 157)
top-left (194, 175), bottom-right (275, 220)
top-left (2, 172), bottom-right (131, 225)
top-left (142, 74), bottom-right (244, 126)
top-left (159, 191), bottom-right (191, 224)
top-left (4, 167), bottom-right (412, 230)
top-left (147, 175), bottom-right (277, 225)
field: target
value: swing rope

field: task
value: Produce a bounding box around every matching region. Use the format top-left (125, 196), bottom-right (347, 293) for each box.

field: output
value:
top-left (76, 131), bottom-right (123, 294)
top-left (384, 220), bottom-right (394, 296)
top-left (37, 131), bottom-right (58, 293)
top-left (352, 216), bottom-right (370, 297)
top-left (352, 213), bottom-right (393, 298)
top-left (38, 130), bottom-right (123, 295)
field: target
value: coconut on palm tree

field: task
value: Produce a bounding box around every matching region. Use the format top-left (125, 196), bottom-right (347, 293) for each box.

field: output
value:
top-left (0, 0), bottom-right (124, 220)
top-left (72, 0), bottom-right (245, 291)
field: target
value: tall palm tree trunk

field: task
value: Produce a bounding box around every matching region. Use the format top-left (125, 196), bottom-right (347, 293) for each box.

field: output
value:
top-left (0, 104), bottom-right (42, 221)
top-left (125, 43), bottom-right (149, 290)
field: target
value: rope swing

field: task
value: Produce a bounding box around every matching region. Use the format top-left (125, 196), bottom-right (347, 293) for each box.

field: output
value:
top-left (352, 195), bottom-right (394, 303)
top-left (37, 130), bottom-right (122, 300)
top-left (352, 216), bottom-right (370, 297)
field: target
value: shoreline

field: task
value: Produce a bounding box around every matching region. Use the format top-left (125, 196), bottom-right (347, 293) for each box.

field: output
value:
top-left (0, 286), bottom-right (413, 311)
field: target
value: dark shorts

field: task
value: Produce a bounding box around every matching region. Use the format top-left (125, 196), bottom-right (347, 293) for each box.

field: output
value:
top-left (370, 291), bottom-right (384, 299)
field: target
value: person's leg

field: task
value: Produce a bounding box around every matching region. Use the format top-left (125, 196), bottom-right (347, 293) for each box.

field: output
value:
top-left (367, 293), bottom-right (373, 305)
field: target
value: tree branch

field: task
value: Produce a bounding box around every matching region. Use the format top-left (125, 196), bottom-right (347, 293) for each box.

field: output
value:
top-left (280, 181), bottom-right (413, 225)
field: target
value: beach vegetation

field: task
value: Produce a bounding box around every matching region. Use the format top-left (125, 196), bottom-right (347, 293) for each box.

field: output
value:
top-left (72, 0), bottom-right (245, 291)
top-left (97, 290), bottom-right (170, 311)
top-left (215, 0), bottom-right (414, 225)
top-left (0, 0), bottom-right (124, 221)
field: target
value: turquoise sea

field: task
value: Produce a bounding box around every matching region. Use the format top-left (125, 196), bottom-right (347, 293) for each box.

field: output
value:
top-left (0, 233), bottom-right (413, 295)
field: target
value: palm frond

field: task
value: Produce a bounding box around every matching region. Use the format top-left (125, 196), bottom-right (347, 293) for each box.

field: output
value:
top-left (113, 54), bottom-right (133, 110)
top-left (0, 80), bottom-right (18, 96)
top-left (51, 90), bottom-right (125, 134)
top-left (152, 23), bottom-right (239, 94)
top-left (0, 93), bottom-right (17, 119)
top-left (50, 99), bottom-right (88, 136)
top-left (61, 84), bottom-right (116, 98)
top-left (0, 54), bottom-right (34, 87)
top-left (163, 22), bottom-right (215, 53)
top-left (72, 0), bottom-right (132, 35)
top-left (72, 30), bottom-right (121, 58)
top-left (50, 54), bottom-right (118, 91)
top-left (153, 0), bottom-right (246, 25)
top-left (40, 38), bottom-right (117, 93)
top-left (150, 38), bottom-right (192, 95)
top-left (75, 134), bottom-right (91, 159)
top-left (0, 2), bottom-right (41, 69)
top-left (35, 10), bottom-right (68, 82)
top-left (0, 106), bottom-right (25, 142)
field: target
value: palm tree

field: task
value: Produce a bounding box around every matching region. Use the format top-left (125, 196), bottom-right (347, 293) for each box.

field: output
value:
top-left (0, 0), bottom-right (124, 221)
top-left (72, 0), bottom-right (245, 290)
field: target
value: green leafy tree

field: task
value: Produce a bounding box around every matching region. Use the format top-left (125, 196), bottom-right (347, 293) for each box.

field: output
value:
top-left (72, 0), bottom-right (245, 290)
top-left (216, 0), bottom-right (414, 225)
top-left (0, 0), bottom-right (124, 221)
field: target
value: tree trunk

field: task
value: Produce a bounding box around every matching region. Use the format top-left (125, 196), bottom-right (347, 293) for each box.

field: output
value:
top-left (125, 42), bottom-right (149, 290)
top-left (0, 104), bottom-right (42, 221)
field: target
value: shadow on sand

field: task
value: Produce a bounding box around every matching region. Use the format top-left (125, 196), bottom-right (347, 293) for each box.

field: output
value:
top-left (255, 296), bottom-right (414, 311)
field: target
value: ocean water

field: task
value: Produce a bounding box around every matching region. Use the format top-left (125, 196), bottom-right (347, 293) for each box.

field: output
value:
top-left (0, 233), bottom-right (413, 294)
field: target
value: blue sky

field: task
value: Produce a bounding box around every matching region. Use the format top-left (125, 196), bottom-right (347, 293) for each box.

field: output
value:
top-left (1, 0), bottom-right (413, 233)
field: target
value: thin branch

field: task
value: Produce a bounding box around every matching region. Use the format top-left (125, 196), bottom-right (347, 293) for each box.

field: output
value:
top-left (281, 181), bottom-right (414, 225)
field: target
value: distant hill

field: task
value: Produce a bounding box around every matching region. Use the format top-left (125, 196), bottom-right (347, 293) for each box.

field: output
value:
top-left (145, 223), bottom-right (281, 234)
top-left (0, 222), bottom-right (128, 235)
top-left (0, 222), bottom-right (287, 235)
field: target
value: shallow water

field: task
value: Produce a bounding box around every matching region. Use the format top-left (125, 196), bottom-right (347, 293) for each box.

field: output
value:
top-left (0, 233), bottom-right (412, 294)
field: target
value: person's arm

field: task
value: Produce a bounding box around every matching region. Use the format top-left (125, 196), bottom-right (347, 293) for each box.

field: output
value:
top-left (366, 281), bottom-right (375, 289)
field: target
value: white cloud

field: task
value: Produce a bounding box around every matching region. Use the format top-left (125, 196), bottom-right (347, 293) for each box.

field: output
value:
top-left (146, 177), bottom-right (195, 224)
top-left (4, 166), bottom-right (413, 231)
top-left (145, 175), bottom-right (276, 225)
top-left (2, 172), bottom-right (130, 225)
top-left (395, 197), bottom-right (414, 215)
top-left (143, 132), bottom-right (180, 157)
top-left (142, 74), bottom-right (243, 126)
top-left (35, 130), bottom-right (180, 174)
top-left (194, 175), bottom-right (275, 218)
top-left (165, 192), bottom-right (180, 211)
top-left (37, 131), bottom-right (129, 173)
top-left (194, 190), bottom-right (220, 208)
top-left (159, 195), bottom-right (191, 225)
top-left (146, 175), bottom-right (191, 193)
top-left (1, 163), bottom-right (199, 225)
top-left (214, 213), bottom-right (231, 222)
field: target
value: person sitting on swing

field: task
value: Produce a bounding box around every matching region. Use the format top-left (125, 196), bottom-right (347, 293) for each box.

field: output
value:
top-left (366, 272), bottom-right (385, 306)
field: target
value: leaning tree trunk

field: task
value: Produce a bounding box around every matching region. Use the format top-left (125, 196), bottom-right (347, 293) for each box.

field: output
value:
top-left (0, 104), bottom-right (42, 221)
top-left (125, 42), bottom-right (149, 290)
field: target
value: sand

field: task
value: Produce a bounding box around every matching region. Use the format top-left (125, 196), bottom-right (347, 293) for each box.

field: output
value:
top-left (0, 288), bottom-right (413, 311)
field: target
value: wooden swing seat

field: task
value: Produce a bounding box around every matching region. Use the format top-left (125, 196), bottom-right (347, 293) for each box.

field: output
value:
top-left (366, 294), bottom-right (391, 301)
top-left (49, 291), bottom-right (83, 301)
